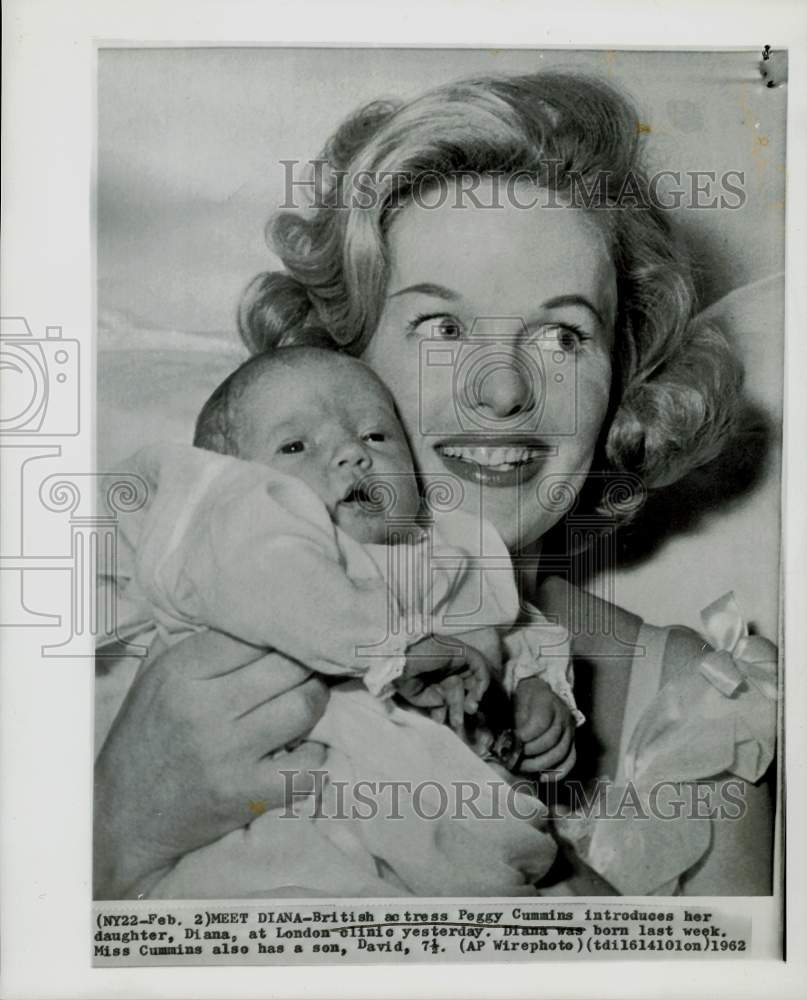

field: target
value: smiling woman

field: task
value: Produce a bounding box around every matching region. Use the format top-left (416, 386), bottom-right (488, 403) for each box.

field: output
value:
top-left (363, 177), bottom-right (615, 549)
top-left (231, 70), bottom-right (776, 895)
top-left (96, 58), bottom-right (781, 903)
top-left (239, 75), bottom-right (737, 552)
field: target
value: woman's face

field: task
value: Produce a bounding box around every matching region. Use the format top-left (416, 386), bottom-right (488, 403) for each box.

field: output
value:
top-left (362, 177), bottom-right (617, 550)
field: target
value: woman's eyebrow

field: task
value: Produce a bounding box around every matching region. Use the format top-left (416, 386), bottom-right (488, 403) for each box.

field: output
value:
top-left (387, 282), bottom-right (459, 301)
top-left (387, 285), bottom-right (607, 324)
top-left (542, 295), bottom-right (606, 328)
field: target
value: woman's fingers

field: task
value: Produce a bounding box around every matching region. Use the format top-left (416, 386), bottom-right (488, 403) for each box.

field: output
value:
top-left (197, 694), bottom-right (331, 822)
top-left (158, 741), bottom-right (330, 832)
top-left (158, 628), bottom-right (267, 680)
top-left (95, 636), bottom-right (330, 898)
top-left (250, 741), bottom-right (329, 813)
top-left (439, 675), bottom-right (466, 733)
top-left (236, 673), bottom-right (330, 754)
top-left (462, 648), bottom-right (491, 707)
top-left (397, 680), bottom-right (446, 709)
top-left (430, 704), bottom-right (447, 725)
top-left (219, 651), bottom-right (315, 718)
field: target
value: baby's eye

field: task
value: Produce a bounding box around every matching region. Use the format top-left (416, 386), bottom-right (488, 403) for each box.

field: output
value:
top-left (363, 431), bottom-right (386, 443)
top-left (278, 440), bottom-right (306, 455)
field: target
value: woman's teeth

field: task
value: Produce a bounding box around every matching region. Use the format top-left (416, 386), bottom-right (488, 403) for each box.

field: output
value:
top-left (438, 445), bottom-right (542, 469)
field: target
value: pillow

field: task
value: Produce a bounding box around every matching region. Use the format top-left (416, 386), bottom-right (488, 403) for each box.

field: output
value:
top-left (98, 322), bottom-right (247, 470)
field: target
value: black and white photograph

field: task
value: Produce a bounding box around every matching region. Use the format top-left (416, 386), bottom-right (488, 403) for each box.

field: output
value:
top-left (2, 2), bottom-right (807, 998)
top-left (93, 40), bottom-right (787, 908)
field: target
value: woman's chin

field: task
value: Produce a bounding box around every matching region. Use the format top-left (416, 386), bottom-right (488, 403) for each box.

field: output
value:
top-left (489, 517), bottom-right (549, 553)
top-left (426, 483), bottom-right (553, 551)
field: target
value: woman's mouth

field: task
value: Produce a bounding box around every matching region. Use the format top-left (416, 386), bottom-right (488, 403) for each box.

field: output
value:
top-left (435, 441), bottom-right (553, 487)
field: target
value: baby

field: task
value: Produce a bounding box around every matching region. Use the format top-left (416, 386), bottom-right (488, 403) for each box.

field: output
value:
top-left (192, 344), bottom-right (498, 725)
top-left (112, 346), bottom-right (581, 897)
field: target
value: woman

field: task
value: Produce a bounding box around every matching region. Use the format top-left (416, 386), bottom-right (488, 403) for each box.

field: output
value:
top-left (95, 71), bottom-right (776, 898)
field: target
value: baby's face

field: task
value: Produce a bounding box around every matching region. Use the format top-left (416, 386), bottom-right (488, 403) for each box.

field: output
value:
top-left (238, 357), bottom-right (420, 544)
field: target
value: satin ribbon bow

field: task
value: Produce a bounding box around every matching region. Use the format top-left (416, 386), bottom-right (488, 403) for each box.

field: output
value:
top-left (698, 592), bottom-right (778, 701)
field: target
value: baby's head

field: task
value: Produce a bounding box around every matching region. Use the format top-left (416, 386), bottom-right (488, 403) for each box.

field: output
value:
top-left (194, 347), bottom-right (420, 543)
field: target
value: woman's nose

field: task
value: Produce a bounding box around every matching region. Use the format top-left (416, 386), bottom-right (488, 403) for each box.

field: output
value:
top-left (472, 355), bottom-right (535, 419)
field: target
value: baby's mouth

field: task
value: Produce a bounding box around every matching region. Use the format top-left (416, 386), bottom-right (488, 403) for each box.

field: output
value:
top-left (338, 483), bottom-right (374, 507)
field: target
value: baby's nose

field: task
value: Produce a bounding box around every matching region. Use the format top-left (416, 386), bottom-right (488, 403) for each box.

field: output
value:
top-left (334, 440), bottom-right (372, 471)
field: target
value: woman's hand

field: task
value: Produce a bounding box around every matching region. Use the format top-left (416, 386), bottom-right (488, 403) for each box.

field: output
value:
top-left (513, 676), bottom-right (576, 779)
top-left (94, 630), bottom-right (329, 899)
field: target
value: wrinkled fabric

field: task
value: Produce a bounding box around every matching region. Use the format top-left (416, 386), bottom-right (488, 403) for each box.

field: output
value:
top-left (152, 685), bottom-right (556, 899)
top-left (558, 596), bottom-right (778, 895)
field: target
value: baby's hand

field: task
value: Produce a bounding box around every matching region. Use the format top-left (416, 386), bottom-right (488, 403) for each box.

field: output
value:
top-left (513, 676), bottom-right (576, 779)
top-left (397, 630), bottom-right (498, 731)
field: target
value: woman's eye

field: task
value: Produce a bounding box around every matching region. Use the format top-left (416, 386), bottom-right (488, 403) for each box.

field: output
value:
top-left (279, 440), bottom-right (305, 454)
top-left (434, 316), bottom-right (463, 340)
top-left (407, 313), bottom-right (464, 340)
top-left (540, 323), bottom-right (588, 353)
